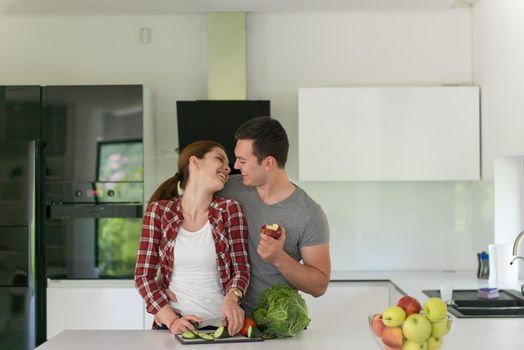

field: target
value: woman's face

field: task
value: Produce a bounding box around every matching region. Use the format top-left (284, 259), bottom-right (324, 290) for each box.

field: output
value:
top-left (194, 147), bottom-right (230, 191)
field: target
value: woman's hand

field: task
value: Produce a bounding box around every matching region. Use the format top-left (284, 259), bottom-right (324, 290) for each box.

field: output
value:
top-left (168, 315), bottom-right (202, 335)
top-left (153, 287), bottom-right (179, 327)
top-left (154, 305), bottom-right (180, 328)
top-left (221, 292), bottom-right (245, 336)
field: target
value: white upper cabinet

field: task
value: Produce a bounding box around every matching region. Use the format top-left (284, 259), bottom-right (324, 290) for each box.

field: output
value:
top-left (298, 87), bottom-right (480, 181)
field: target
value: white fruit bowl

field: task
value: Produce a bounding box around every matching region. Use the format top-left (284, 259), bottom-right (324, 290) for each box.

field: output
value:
top-left (368, 314), bottom-right (454, 350)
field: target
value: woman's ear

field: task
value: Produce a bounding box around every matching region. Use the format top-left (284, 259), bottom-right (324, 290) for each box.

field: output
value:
top-left (188, 155), bottom-right (199, 170)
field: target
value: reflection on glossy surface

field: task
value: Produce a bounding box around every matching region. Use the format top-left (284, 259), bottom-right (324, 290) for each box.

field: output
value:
top-left (43, 85), bottom-right (143, 183)
top-left (0, 287), bottom-right (34, 350)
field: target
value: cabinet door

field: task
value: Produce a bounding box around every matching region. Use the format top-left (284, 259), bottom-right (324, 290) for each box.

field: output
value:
top-left (301, 282), bottom-right (390, 331)
top-left (47, 287), bottom-right (144, 339)
top-left (298, 87), bottom-right (480, 181)
top-left (0, 86), bottom-right (41, 141)
top-left (144, 304), bottom-right (155, 330)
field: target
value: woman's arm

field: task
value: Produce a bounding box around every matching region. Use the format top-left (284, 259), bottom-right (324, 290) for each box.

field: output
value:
top-left (224, 200), bottom-right (250, 294)
top-left (134, 201), bottom-right (170, 315)
top-left (220, 200), bottom-right (250, 335)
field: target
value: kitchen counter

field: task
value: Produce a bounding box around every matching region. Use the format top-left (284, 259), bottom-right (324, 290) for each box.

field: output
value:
top-left (330, 270), bottom-right (524, 350)
top-left (39, 270), bottom-right (524, 350)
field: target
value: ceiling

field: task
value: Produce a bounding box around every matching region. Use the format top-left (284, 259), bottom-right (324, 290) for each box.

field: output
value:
top-left (0, 0), bottom-right (475, 15)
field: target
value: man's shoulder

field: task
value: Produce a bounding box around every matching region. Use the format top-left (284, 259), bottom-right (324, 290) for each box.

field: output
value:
top-left (221, 174), bottom-right (248, 197)
top-left (292, 185), bottom-right (322, 212)
top-left (226, 174), bottom-right (244, 187)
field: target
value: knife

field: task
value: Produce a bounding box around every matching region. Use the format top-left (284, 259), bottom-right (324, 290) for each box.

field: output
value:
top-left (195, 317), bottom-right (224, 329)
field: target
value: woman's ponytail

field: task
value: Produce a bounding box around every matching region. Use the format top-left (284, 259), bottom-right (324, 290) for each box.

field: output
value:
top-left (148, 174), bottom-right (181, 203)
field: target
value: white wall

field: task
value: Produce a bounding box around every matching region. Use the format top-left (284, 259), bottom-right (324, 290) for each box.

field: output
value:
top-left (0, 9), bottom-right (493, 271)
top-left (494, 157), bottom-right (524, 245)
top-left (247, 10), bottom-right (492, 270)
top-left (473, 0), bottom-right (524, 179)
top-left (473, 0), bottom-right (524, 271)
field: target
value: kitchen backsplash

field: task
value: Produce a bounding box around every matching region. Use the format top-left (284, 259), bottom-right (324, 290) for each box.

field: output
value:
top-left (298, 180), bottom-right (494, 272)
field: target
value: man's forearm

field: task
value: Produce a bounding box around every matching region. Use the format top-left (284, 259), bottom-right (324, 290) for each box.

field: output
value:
top-left (273, 252), bottom-right (329, 297)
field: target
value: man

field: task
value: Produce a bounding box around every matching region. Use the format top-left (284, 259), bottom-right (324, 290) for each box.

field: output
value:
top-left (219, 116), bottom-right (331, 315)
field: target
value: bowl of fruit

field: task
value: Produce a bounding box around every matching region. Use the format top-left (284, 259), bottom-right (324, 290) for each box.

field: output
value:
top-left (369, 295), bottom-right (453, 350)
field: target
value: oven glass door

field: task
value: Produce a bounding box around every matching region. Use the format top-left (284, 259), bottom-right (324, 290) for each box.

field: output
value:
top-left (46, 217), bottom-right (141, 279)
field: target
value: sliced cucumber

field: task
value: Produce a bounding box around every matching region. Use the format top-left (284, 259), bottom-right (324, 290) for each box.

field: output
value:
top-left (197, 332), bottom-right (215, 341)
top-left (213, 326), bottom-right (230, 339)
top-left (181, 331), bottom-right (198, 339)
top-left (247, 326), bottom-right (262, 338)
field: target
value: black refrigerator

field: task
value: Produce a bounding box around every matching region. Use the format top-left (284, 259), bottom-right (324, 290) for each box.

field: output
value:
top-left (0, 86), bottom-right (45, 350)
top-left (0, 85), bottom-right (144, 349)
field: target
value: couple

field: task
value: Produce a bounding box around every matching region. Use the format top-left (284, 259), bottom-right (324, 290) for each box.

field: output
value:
top-left (134, 116), bottom-right (330, 336)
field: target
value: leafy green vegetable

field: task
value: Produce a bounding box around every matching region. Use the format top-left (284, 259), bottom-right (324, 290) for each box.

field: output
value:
top-left (253, 284), bottom-right (311, 338)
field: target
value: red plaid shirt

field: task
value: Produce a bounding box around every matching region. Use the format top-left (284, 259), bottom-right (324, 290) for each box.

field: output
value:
top-left (134, 196), bottom-right (250, 314)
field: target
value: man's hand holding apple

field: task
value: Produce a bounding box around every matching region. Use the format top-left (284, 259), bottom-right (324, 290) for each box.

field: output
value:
top-left (257, 224), bottom-right (286, 264)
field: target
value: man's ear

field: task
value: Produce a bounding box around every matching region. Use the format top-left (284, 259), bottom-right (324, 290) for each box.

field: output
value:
top-left (264, 156), bottom-right (277, 171)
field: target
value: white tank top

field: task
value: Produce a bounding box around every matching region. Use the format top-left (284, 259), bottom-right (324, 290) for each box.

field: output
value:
top-left (168, 221), bottom-right (223, 322)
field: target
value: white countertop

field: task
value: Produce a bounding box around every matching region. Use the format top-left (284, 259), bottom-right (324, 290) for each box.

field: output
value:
top-left (40, 270), bottom-right (524, 350)
top-left (331, 270), bottom-right (524, 350)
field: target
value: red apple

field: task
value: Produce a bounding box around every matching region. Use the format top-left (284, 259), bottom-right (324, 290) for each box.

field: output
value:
top-left (384, 347), bottom-right (402, 350)
top-left (260, 223), bottom-right (283, 240)
top-left (370, 314), bottom-right (386, 337)
top-left (397, 295), bottom-right (422, 316)
top-left (381, 326), bottom-right (404, 348)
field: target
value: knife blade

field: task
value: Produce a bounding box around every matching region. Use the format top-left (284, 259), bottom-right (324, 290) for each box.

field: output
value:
top-left (196, 317), bottom-right (224, 329)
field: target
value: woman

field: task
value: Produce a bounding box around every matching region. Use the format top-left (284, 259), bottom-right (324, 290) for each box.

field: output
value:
top-left (134, 141), bottom-right (249, 336)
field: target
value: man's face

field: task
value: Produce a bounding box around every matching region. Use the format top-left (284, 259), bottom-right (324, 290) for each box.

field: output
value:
top-left (234, 139), bottom-right (266, 187)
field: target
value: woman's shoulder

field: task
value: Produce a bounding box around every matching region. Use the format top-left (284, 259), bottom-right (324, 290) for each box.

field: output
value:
top-left (212, 196), bottom-right (243, 211)
top-left (146, 199), bottom-right (179, 213)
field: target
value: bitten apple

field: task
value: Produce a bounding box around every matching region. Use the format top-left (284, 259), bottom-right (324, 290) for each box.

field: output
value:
top-left (397, 295), bottom-right (422, 316)
top-left (371, 314), bottom-right (386, 337)
top-left (260, 224), bottom-right (283, 240)
top-left (381, 326), bottom-right (404, 348)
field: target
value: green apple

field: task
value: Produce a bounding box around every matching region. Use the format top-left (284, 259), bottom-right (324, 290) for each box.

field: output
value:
top-left (427, 336), bottom-right (444, 350)
top-left (431, 318), bottom-right (451, 337)
top-left (423, 298), bottom-right (447, 322)
top-left (403, 340), bottom-right (428, 350)
top-left (383, 306), bottom-right (407, 327)
top-left (402, 314), bottom-right (431, 343)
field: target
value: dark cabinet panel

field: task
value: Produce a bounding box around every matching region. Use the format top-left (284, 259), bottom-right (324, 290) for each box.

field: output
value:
top-left (0, 226), bottom-right (28, 287)
top-left (0, 286), bottom-right (33, 350)
top-left (43, 85), bottom-right (143, 182)
top-left (0, 86), bottom-right (41, 141)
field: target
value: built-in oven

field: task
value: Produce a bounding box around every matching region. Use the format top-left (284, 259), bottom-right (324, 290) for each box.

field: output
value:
top-left (43, 85), bottom-right (143, 279)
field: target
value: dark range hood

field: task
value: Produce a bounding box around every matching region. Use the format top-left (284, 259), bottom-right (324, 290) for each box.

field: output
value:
top-left (176, 100), bottom-right (270, 173)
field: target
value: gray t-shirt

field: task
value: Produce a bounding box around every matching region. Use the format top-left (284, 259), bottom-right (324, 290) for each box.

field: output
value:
top-left (218, 174), bottom-right (330, 314)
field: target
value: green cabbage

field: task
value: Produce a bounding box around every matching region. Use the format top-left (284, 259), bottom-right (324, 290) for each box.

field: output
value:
top-left (252, 284), bottom-right (311, 338)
